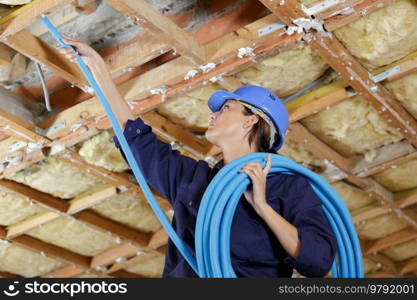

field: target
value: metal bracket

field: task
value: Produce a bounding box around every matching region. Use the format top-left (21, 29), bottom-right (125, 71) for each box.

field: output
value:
top-left (35, 120), bottom-right (66, 137)
top-left (370, 65), bottom-right (401, 83)
top-left (258, 21), bottom-right (286, 37)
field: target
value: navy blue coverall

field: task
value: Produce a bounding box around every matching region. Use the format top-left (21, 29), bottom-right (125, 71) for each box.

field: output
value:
top-left (114, 118), bottom-right (337, 278)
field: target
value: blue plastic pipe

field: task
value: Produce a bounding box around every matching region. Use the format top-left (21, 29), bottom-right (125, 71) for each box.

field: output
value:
top-left (41, 16), bottom-right (363, 278)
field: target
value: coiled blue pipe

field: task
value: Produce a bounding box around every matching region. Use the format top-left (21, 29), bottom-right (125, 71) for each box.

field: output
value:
top-left (41, 16), bottom-right (363, 278)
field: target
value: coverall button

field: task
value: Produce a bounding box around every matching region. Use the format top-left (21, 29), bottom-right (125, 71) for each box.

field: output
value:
top-left (188, 201), bottom-right (193, 206)
top-left (127, 127), bottom-right (132, 131)
top-left (136, 129), bottom-right (141, 134)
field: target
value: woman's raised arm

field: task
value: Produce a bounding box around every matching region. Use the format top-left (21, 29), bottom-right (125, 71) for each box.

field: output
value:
top-left (60, 37), bottom-right (134, 129)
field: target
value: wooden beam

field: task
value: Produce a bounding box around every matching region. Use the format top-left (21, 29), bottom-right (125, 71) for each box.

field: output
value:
top-left (74, 210), bottom-right (150, 248)
top-left (7, 211), bottom-right (60, 239)
top-left (107, 0), bottom-right (206, 65)
top-left (107, 251), bottom-right (159, 274)
top-left (147, 228), bottom-right (168, 250)
top-left (11, 233), bottom-right (91, 268)
top-left (400, 260), bottom-right (417, 274)
top-left (67, 185), bottom-right (117, 214)
top-left (287, 122), bottom-right (358, 174)
top-left (260, 0), bottom-right (417, 148)
top-left (41, 265), bottom-right (85, 278)
top-left (3, 30), bottom-right (87, 87)
top-left (323, 0), bottom-right (398, 31)
top-left (352, 204), bottom-right (391, 224)
top-left (363, 227), bottom-right (417, 254)
top-left (90, 242), bottom-right (141, 269)
top-left (351, 141), bottom-right (416, 177)
top-left (0, 0), bottom-right (72, 38)
top-left (365, 252), bottom-right (398, 274)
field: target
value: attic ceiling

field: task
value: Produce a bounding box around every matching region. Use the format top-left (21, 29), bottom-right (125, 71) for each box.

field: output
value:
top-left (0, 0), bottom-right (416, 278)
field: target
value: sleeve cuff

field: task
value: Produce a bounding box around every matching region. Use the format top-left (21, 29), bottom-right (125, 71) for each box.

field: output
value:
top-left (113, 118), bottom-right (151, 148)
top-left (282, 228), bottom-right (315, 273)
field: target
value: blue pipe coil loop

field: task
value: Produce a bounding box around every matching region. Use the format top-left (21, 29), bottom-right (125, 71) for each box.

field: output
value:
top-left (41, 16), bottom-right (363, 278)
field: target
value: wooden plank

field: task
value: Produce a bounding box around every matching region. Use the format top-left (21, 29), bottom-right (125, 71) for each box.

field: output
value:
top-left (141, 112), bottom-right (211, 160)
top-left (74, 210), bottom-right (151, 248)
top-left (363, 227), bottom-right (417, 254)
top-left (108, 270), bottom-right (146, 278)
top-left (107, 0), bottom-right (206, 65)
top-left (352, 204), bottom-right (391, 224)
top-left (351, 141), bottom-right (416, 177)
top-left (287, 122), bottom-right (357, 173)
top-left (401, 209), bottom-right (417, 229)
top-left (3, 30), bottom-right (87, 87)
top-left (288, 82), bottom-right (349, 122)
top-left (365, 253), bottom-right (398, 274)
top-left (0, 270), bottom-right (22, 278)
top-left (90, 242), bottom-right (141, 269)
top-left (41, 265), bottom-right (85, 278)
top-left (107, 251), bottom-right (159, 274)
top-left (147, 228), bottom-right (168, 249)
top-left (12, 234), bottom-right (91, 268)
top-left (67, 185), bottom-right (117, 214)
top-left (396, 188), bottom-right (417, 209)
top-left (7, 211), bottom-right (60, 239)
top-left (0, 0), bottom-right (72, 37)
top-left (400, 260), bottom-right (417, 274)
top-left (0, 179), bottom-right (68, 212)
top-left (323, 0), bottom-right (398, 31)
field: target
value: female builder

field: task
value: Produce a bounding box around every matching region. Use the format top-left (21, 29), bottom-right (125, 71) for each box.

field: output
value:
top-left (60, 37), bottom-right (336, 278)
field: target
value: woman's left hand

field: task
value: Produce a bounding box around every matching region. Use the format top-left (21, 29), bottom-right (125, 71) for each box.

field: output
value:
top-left (240, 153), bottom-right (272, 217)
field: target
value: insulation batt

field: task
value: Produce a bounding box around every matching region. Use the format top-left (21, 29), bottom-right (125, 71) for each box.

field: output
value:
top-left (27, 216), bottom-right (118, 256)
top-left (78, 130), bottom-right (129, 173)
top-left (355, 213), bottom-right (409, 240)
top-left (92, 192), bottom-right (162, 233)
top-left (372, 158), bottom-right (417, 192)
top-left (157, 83), bottom-right (220, 131)
top-left (278, 137), bottom-right (326, 172)
top-left (385, 71), bottom-right (417, 120)
top-left (0, 242), bottom-right (63, 277)
top-left (334, 0), bottom-right (417, 69)
top-left (362, 257), bottom-right (382, 275)
top-left (5, 157), bottom-right (104, 199)
top-left (0, 191), bottom-right (45, 226)
top-left (330, 181), bottom-right (374, 212)
top-left (236, 43), bottom-right (328, 97)
top-left (381, 239), bottom-right (417, 262)
top-left (126, 254), bottom-right (165, 278)
top-left (301, 95), bottom-right (404, 156)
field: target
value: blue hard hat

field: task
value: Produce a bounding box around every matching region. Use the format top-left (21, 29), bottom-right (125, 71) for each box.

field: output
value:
top-left (208, 85), bottom-right (288, 151)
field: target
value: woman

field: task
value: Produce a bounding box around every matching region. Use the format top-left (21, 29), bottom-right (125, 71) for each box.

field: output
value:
top-left (60, 37), bottom-right (336, 278)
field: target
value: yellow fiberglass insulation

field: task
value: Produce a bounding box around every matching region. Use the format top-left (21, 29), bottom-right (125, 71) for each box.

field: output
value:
top-left (355, 213), bottom-right (409, 240)
top-left (156, 83), bottom-right (220, 131)
top-left (0, 191), bottom-right (45, 226)
top-left (278, 137), bottom-right (326, 172)
top-left (236, 43), bottom-right (328, 98)
top-left (5, 157), bottom-right (104, 199)
top-left (300, 96), bottom-right (404, 156)
top-left (362, 257), bottom-right (382, 275)
top-left (26, 216), bottom-right (118, 256)
top-left (126, 254), bottom-right (165, 277)
top-left (385, 71), bottom-right (417, 119)
top-left (92, 192), bottom-right (162, 233)
top-left (0, 241), bottom-right (63, 277)
top-left (78, 130), bottom-right (129, 173)
top-left (372, 158), bottom-right (417, 192)
top-left (381, 239), bottom-right (417, 262)
top-left (334, 0), bottom-right (417, 70)
top-left (330, 181), bottom-right (374, 212)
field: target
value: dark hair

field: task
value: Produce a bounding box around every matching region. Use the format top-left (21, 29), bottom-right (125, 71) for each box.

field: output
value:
top-left (242, 106), bottom-right (279, 153)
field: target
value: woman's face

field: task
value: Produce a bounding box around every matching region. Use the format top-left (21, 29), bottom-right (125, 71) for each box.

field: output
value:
top-left (205, 100), bottom-right (256, 147)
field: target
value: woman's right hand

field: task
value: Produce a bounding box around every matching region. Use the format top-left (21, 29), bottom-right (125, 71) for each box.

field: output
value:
top-left (59, 36), bottom-right (100, 67)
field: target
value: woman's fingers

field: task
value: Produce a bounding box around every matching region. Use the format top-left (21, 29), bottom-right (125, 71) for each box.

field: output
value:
top-left (263, 154), bottom-right (272, 175)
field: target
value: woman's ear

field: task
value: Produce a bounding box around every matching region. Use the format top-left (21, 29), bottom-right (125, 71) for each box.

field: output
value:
top-left (243, 114), bottom-right (259, 129)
